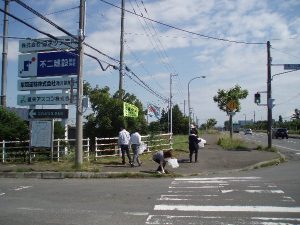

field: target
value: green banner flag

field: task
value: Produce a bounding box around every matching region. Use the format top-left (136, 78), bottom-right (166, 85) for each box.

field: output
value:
top-left (123, 102), bottom-right (139, 118)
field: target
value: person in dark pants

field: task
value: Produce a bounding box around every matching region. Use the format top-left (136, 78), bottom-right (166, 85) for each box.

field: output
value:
top-left (118, 127), bottom-right (133, 166)
top-left (188, 129), bottom-right (200, 163)
top-left (152, 150), bottom-right (173, 174)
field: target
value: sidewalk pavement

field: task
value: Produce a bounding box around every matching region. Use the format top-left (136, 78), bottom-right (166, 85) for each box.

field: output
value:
top-left (0, 134), bottom-right (284, 179)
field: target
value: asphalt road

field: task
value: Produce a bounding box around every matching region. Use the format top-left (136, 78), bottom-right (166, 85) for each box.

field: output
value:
top-left (1, 132), bottom-right (299, 225)
top-left (1, 162), bottom-right (300, 225)
top-left (237, 132), bottom-right (300, 161)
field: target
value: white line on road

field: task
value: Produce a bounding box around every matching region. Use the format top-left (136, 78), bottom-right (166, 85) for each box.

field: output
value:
top-left (245, 189), bottom-right (284, 194)
top-left (17, 207), bottom-right (44, 211)
top-left (123, 212), bottom-right (149, 216)
top-left (0, 193), bottom-right (5, 196)
top-left (154, 205), bottom-right (300, 213)
top-left (175, 177), bottom-right (261, 181)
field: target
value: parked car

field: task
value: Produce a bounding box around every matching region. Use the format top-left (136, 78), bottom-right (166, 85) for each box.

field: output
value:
top-left (244, 128), bottom-right (252, 135)
top-left (273, 128), bottom-right (289, 139)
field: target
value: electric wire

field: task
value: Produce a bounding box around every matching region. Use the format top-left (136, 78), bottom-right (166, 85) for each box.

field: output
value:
top-left (0, 5), bottom-right (79, 26)
top-left (138, 0), bottom-right (186, 103)
top-left (131, 0), bottom-right (185, 106)
top-left (13, 0), bottom-right (120, 63)
top-left (0, 0), bottom-right (165, 100)
top-left (271, 47), bottom-right (300, 60)
top-left (0, 7), bottom-right (117, 72)
top-left (98, 0), bottom-right (266, 45)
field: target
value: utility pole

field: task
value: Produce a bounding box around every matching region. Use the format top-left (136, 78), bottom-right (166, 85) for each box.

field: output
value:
top-left (119, 0), bottom-right (125, 99)
top-left (75, 0), bottom-right (85, 168)
top-left (1, 0), bottom-right (9, 108)
top-left (169, 74), bottom-right (177, 135)
top-left (267, 41), bottom-right (272, 149)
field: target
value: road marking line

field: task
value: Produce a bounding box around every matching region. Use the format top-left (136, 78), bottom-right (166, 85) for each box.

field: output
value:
top-left (154, 205), bottom-right (300, 213)
top-left (175, 177), bottom-right (261, 181)
top-left (123, 212), bottom-right (149, 216)
top-left (17, 207), bottom-right (44, 211)
top-left (245, 189), bottom-right (284, 194)
top-left (252, 217), bottom-right (300, 222)
top-left (13, 186), bottom-right (32, 191)
top-left (272, 144), bottom-right (300, 152)
top-left (0, 193), bottom-right (5, 196)
top-left (169, 186), bottom-right (220, 189)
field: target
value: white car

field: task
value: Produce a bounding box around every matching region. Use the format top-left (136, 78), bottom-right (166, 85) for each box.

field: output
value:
top-left (244, 128), bottom-right (253, 135)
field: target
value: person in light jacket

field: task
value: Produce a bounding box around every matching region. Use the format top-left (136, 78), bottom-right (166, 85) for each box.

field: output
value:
top-left (130, 130), bottom-right (142, 167)
top-left (118, 127), bottom-right (133, 166)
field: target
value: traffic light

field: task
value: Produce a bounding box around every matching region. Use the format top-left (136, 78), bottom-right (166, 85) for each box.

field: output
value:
top-left (254, 93), bottom-right (261, 104)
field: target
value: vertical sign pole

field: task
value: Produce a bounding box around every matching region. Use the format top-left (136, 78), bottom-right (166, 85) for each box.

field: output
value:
top-left (267, 41), bottom-right (272, 149)
top-left (75, 0), bottom-right (85, 168)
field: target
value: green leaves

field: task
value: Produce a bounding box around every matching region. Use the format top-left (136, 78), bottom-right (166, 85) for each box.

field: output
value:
top-left (213, 84), bottom-right (248, 113)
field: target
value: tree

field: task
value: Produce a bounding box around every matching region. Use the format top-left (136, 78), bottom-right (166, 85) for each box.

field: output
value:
top-left (159, 104), bottom-right (188, 135)
top-left (213, 84), bottom-right (248, 137)
top-left (292, 108), bottom-right (300, 120)
top-left (205, 118), bottom-right (217, 129)
top-left (0, 108), bottom-right (29, 141)
top-left (83, 83), bottom-right (147, 143)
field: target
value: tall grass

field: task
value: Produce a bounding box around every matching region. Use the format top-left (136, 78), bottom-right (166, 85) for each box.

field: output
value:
top-left (217, 134), bottom-right (247, 150)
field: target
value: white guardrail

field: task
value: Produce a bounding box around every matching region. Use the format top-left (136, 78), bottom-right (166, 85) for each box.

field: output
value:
top-left (0, 133), bottom-right (172, 163)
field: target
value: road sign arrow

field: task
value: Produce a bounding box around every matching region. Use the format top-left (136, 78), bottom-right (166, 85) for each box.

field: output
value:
top-left (28, 109), bottom-right (36, 119)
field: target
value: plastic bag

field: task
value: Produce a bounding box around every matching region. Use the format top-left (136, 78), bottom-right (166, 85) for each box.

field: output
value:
top-left (198, 139), bottom-right (205, 148)
top-left (138, 143), bottom-right (147, 154)
top-left (167, 158), bottom-right (179, 168)
top-left (198, 138), bottom-right (206, 144)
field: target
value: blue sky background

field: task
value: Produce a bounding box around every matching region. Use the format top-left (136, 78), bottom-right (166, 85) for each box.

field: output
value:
top-left (1, 0), bottom-right (300, 126)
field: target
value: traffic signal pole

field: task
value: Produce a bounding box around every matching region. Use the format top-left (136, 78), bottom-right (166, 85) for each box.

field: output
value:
top-left (267, 41), bottom-right (272, 149)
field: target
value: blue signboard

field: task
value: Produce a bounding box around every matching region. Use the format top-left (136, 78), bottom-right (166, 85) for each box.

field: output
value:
top-left (18, 51), bottom-right (78, 77)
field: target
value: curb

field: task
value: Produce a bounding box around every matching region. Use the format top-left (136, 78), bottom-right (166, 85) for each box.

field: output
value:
top-left (0, 153), bottom-right (285, 179)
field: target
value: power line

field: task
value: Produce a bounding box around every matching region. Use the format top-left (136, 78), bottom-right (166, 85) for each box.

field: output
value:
top-left (0, 5), bottom-right (79, 26)
top-left (12, 0), bottom-right (120, 63)
top-left (0, 8), bottom-right (117, 72)
top-left (271, 47), bottom-right (300, 60)
top-left (98, 0), bottom-right (265, 45)
top-left (3, 0), bottom-right (170, 103)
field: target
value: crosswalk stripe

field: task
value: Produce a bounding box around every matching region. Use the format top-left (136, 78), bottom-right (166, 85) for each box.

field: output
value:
top-left (154, 205), bottom-right (300, 213)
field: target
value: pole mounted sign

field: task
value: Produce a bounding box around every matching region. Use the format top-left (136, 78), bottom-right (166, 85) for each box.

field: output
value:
top-left (226, 100), bottom-right (237, 112)
top-left (284, 64), bottom-right (300, 70)
top-left (18, 50), bottom-right (78, 77)
top-left (19, 36), bottom-right (78, 53)
top-left (28, 109), bottom-right (68, 119)
top-left (17, 93), bottom-right (75, 106)
top-left (18, 77), bottom-right (77, 91)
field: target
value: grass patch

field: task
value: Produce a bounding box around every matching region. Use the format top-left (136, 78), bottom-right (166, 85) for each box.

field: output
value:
top-left (217, 134), bottom-right (248, 150)
top-left (172, 135), bottom-right (188, 151)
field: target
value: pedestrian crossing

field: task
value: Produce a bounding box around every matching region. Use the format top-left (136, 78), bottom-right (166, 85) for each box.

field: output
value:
top-left (146, 177), bottom-right (300, 224)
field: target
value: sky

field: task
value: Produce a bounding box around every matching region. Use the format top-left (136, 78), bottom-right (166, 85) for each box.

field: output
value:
top-left (1, 0), bottom-right (300, 127)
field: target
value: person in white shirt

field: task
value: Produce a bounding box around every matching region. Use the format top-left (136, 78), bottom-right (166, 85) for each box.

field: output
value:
top-left (130, 130), bottom-right (142, 166)
top-left (118, 127), bottom-right (133, 166)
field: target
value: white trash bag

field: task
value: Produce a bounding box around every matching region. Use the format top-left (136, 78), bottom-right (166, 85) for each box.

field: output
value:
top-left (198, 138), bottom-right (206, 144)
top-left (138, 143), bottom-right (147, 154)
top-left (167, 158), bottom-right (179, 168)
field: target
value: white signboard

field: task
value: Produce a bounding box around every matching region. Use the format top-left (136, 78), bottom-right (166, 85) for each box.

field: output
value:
top-left (18, 53), bottom-right (38, 77)
top-left (30, 120), bottom-right (53, 148)
top-left (19, 36), bottom-right (78, 53)
top-left (17, 93), bottom-right (75, 106)
top-left (18, 77), bottom-right (77, 91)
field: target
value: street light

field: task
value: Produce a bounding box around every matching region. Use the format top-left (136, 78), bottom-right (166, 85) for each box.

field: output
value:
top-left (188, 76), bottom-right (206, 135)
